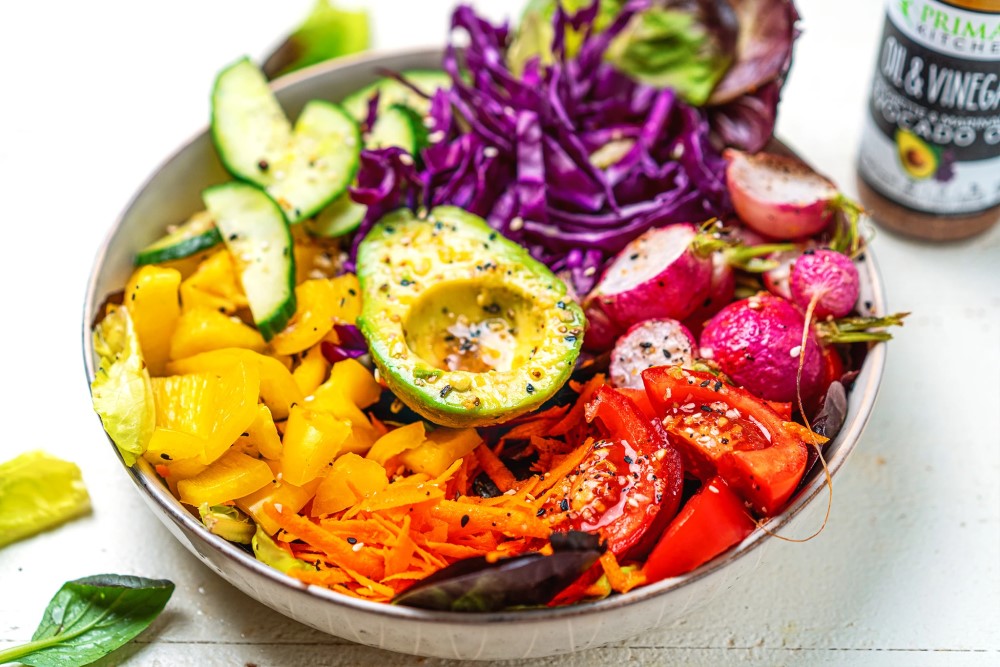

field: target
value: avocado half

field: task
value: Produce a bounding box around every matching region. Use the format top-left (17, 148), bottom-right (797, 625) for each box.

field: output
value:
top-left (357, 206), bottom-right (585, 428)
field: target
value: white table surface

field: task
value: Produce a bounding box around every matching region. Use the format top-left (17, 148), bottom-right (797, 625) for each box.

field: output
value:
top-left (1, 1), bottom-right (998, 665)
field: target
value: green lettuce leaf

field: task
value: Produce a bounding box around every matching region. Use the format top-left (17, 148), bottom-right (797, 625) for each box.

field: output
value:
top-left (0, 451), bottom-right (91, 549)
top-left (262, 0), bottom-right (369, 80)
top-left (91, 306), bottom-right (154, 466)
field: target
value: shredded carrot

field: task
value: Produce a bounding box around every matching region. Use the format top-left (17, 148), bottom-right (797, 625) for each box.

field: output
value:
top-left (343, 484), bottom-right (444, 518)
top-left (267, 505), bottom-right (384, 580)
top-left (424, 541), bottom-right (487, 559)
top-left (342, 566), bottom-right (397, 599)
top-left (534, 437), bottom-right (593, 498)
top-left (474, 444), bottom-right (516, 492)
top-left (290, 568), bottom-right (353, 587)
top-left (549, 375), bottom-right (604, 436)
top-left (599, 552), bottom-right (646, 594)
top-left (431, 500), bottom-right (551, 539)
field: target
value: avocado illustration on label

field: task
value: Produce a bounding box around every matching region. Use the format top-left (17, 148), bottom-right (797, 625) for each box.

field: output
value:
top-left (896, 129), bottom-right (938, 181)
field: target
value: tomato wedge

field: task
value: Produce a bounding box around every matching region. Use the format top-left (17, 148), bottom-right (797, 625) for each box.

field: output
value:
top-left (641, 366), bottom-right (826, 516)
top-left (542, 387), bottom-right (683, 558)
top-left (642, 476), bottom-right (756, 583)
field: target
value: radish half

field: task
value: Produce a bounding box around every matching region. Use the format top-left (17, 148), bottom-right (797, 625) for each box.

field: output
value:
top-left (610, 319), bottom-right (697, 389)
top-left (725, 149), bottom-right (839, 240)
top-left (583, 224), bottom-right (712, 350)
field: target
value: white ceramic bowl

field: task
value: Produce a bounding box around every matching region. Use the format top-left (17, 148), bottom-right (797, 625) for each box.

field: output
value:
top-left (83, 48), bottom-right (887, 661)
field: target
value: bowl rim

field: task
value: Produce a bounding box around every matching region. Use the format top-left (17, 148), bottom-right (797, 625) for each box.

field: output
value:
top-left (82, 46), bottom-right (888, 626)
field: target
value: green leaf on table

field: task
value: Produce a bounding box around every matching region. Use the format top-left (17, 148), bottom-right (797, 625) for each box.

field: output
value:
top-left (0, 575), bottom-right (174, 667)
top-left (0, 451), bottom-right (91, 549)
top-left (262, 0), bottom-right (369, 80)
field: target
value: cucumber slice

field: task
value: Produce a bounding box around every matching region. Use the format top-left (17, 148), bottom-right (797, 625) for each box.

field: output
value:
top-left (303, 104), bottom-right (428, 239)
top-left (135, 210), bottom-right (222, 266)
top-left (342, 69), bottom-right (451, 124)
top-left (203, 183), bottom-right (296, 341)
top-left (211, 58), bottom-right (360, 224)
top-left (303, 192), bottom-right (366, 238)
top-left (367, 104), bottom-right (429, 154)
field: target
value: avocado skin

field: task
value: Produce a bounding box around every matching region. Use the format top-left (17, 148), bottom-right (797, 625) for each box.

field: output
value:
top-left (357, 206), bottom-right (585, 428)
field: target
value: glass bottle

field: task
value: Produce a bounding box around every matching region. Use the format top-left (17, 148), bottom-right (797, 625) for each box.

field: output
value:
top-left (857, 0), bottom-right (1000, 240)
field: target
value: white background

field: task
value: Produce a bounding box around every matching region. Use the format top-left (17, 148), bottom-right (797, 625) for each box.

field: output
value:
top-left (0, 1), bottom-right (998, 665)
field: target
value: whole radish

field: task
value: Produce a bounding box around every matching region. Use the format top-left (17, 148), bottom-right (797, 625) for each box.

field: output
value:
top-left (725, 149), bottom-right (840, 240)
top-left (584, 224), bottom-right (712, 350)
top-left (789, 249), bottom-right (860, 319)
top-left (762, 241), bottom-right (816, 299)
top-left (610, 319), bottom-right (697, 389)
top-left (700, 292), bottom-right (823, 403)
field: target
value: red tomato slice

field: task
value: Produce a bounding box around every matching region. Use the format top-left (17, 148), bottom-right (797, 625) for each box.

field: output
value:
top-left (542, 387), bottom-right (683, 559)
top-left (642, 476), bottom-right (756, 583)
top-left (642, 366), bottom-right (825, 516)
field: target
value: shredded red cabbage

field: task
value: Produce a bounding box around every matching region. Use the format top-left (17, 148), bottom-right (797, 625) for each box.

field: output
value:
top-left (321, 324), bottom-right (369, 363)
top-left (349, 1), bottom-right (731, 294)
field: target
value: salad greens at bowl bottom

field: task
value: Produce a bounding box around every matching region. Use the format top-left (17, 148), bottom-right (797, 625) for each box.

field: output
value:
top-left (90, 1), bottom-right (905, 613)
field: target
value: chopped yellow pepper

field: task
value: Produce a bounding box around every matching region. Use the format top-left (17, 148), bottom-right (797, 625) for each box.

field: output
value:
top-left (237, 404), bottom-right (283, 460)
top-left (150, 362), bottom-right (260, 464)
top-left (399, 428), bottom-right (482, 477)
top-left (271, 279), bottom-right (340, 356)
top-left (292, 343), bottom-right (330, 396)
top-left (177, 449), bottom-right (274, 507)
top-left (366, 422), bottom-right (426, 466)
top-left (312, 453), bottom-right (388, 516)
top-left (124, 265), bottom-right (181, 376)
top-left (313, 358), bottom-right (382, 409)
top-left (169, 308), bottom-right (266, 360)
top-left (280, 406), bottom-right (351, 486)
top-left (167, 348), bottom-right (304, 420)
top-left (179, 249), bottom-right (248, 314)
top-left (237, 477), bottom-right (319, 535)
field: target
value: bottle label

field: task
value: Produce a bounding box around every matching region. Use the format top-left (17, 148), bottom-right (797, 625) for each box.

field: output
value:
top-left (858, 0), bottom-right (1000, 215)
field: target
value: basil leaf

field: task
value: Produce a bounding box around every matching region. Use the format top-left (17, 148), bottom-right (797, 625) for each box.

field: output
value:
top-left (0, 574), bottom-right (174, 667)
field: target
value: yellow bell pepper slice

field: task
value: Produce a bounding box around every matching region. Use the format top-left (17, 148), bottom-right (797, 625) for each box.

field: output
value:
top-left (292, 343), bottom-right (330, 396)
top-left (124, 265), bottom-right (181, 376)
top-left (177, 449), bottom-right (274, 507)
top-left (167, 348), bottom-right (303, 421)
top-left (312, 453), bottom-right (388, 516)
top-left (312, 358), bottom-right (382, 409)
top-left (328, 273), bottom-right (362, 323)
top-left (236, 404), bottom-right (283, 460)
top-left (236, 477), bottom-right (319, 535)
top-left (145, 427), bottom-right (206, 463)
top-left (399, 428), bottom-right (482, 477)
top-left (180, 249), bottom-right (248, 314)
top-left (150, 362), bottom-right (260, 465)
top-left (366, 422), bottom-right (426, 466)
top-left (91, 305), bottom-right (155, 466)
top-left (280, 406), bottom-right (351, 486)
top-left (169, 308), bottom-right (266, 360)
top-left (271, 279), bottom-right (339, 355)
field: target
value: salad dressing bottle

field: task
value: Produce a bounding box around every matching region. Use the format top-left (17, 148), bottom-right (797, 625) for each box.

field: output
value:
top-left (857, 0), bottom-right (1000, 240)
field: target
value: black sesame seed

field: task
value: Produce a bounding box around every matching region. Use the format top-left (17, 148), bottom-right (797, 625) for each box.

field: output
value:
top-left (623, 455), bottom-right (633, 464)
top-left (714, 380), bottom-right (723, 391)
top-left (629, 253), bottom-right (640, 260)
top-left (700, 405), bottom-right (712, 412)
top-left (257, 159), bottom-right (269, 171)
top-left (557, 300), bottom-right (566, 309)
top-left (229, 233), bottom-right (239, 241)
top-left (721, 437), bottom-right (729, 444)
top-left (160, 453), bottom-right (172, 461)
top-left (663, 349), bottom-right (672, 359)
top-left (559, 499), bottom-right (569, 512)
top-left (346, 537), bottom-right (357, 545)
top-left (460, 514), bottom-right (470, 527)
top-left (400, 278), bottom-right (412, 287)
top-left (565, 335), bottom-right (577, 343)
top-left (640, 342), bottom-right (653, 350)
top-left (526, 383), bottom-right (535, 394)
top-left (700, 379), bottom-right (711, 387)
top-left (536, 507), bottom-right (546, 517)
top-left (440, 385), bottom-right (453, 398)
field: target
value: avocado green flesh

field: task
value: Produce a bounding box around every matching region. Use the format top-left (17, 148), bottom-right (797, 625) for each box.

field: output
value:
top-left (357, 206), bottom-right (585, 428)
